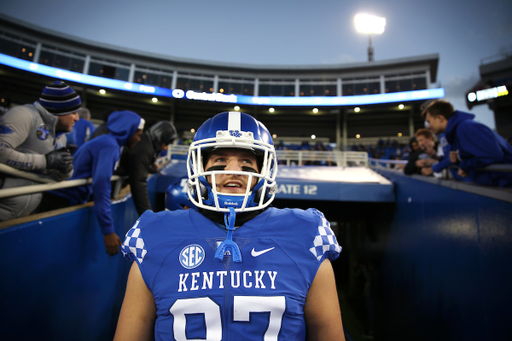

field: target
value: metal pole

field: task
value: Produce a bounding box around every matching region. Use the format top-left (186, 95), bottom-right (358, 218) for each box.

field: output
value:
top-left (368, 34), bottom-right (374, 62)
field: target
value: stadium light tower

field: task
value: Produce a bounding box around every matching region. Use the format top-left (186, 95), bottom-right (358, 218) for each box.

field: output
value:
top-left (354, 13), bottom-right (386, 62)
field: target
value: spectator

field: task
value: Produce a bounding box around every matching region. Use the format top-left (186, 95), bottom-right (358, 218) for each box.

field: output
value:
top-left (423, 100), bottom-right (512, 187)
top-left (404, 129), bottom-right (437, 175)
top-left (400, 138), bottom-right (417, 162)
top-left (115, 120), bottom-right (177, 216)
top-left (114, 111), bottom-right (345, 340)
top-left (35, 110), bottom-right (144, 255)
top-left (68, 107), bottom-right (96, 150)
top-left (414, 128), bottom-right (440, 176)
top-left (420, 133), bottom-right (466, 180)
top-left (0, 80), bottom-right (79, 221)
top-left (90, 107), bottom-right (116, 139)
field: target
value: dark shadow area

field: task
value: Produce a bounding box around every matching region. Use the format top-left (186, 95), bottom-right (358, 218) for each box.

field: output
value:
top-left (273, 199), bottom-right (396, 340)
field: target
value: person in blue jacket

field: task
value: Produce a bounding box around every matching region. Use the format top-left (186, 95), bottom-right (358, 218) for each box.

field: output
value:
top-left (38, 110), bottom-right (144, 256)
top-left (423, 100), bottom-right (512, 187)
top-left (418, 133), bottom-right (468, 181)
top-left (67, 107), bottom-right (96, 150)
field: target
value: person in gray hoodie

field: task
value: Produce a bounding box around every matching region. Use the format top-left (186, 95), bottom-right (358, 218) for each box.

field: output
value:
top-left (0, 81), bottom-right (80, 221)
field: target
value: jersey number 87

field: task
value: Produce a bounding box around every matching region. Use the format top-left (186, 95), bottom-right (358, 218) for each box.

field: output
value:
top-left (170, 295), bottom-right (286, 340)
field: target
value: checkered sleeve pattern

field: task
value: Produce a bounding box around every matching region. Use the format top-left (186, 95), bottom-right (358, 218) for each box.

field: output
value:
top-left (309, 216), bottom-right (342, 261)
top-left (121, 220), bottom-right (148, 264)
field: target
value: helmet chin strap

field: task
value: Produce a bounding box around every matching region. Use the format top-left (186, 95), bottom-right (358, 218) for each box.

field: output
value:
top-left (214, 207), bottom-right (242, 263)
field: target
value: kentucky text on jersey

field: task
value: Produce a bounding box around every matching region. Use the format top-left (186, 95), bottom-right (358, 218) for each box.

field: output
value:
top-left (178, 270), bottom-right (278, 292)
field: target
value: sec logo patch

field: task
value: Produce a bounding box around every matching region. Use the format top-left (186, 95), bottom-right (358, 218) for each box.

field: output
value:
top-left (179, 244), bottom-right (205, 269)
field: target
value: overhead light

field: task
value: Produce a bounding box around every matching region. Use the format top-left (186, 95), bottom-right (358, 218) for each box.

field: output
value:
top-left (354, 13), bottom-right (386, 62)
top-left (234, 106), bottom-right (240, 111)
top-left (354, 14), bottom-right (386, 34)
top-left (354, 107), bottom-right (361, 113)
top-left (312, 108), bottom-right (319, 114)
top-left (152, 97), bottom-right (158, 103)
top-left (99, 89), bottom-right (106, 95)
top-left (356, 134), bottom-right (361, 138)
top-left (190, 128), bottom-right (196, 133)
top-left (269, 108), bottom-right (275, 113)
top-left (272, 134), bottom-right (277, 139)
top-left (311, 134), bottom-right (316, 140)
top-left (398, 104), bottom-right (404, 110)
top-left (398, 132), bottom-right (403, 137)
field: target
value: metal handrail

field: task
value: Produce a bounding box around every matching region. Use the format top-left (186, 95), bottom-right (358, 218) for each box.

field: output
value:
top-left (167, 145), bottom-right (369, 167)
top-left (0, 163), bottom-right (57, 184)
top-left (0, 163), bottom-right (123, 199)
top-left (368, 158), bottom-right (407, 169)
top-left (368, 157), bottom-right (512, 173)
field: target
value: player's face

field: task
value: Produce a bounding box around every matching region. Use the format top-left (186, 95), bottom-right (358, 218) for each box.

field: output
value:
top-left (56, 111), bottom-right (79, 132)
top-left (204, 149), bottom-right (259, 194)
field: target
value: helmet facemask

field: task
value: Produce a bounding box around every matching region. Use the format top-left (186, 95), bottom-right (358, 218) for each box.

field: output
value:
top-left (187, 114), bottom-right (278, 214)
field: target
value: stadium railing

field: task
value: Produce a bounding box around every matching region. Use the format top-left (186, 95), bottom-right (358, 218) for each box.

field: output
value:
top-left (0, 163), bottom-right (125, 199)
top-left (369, 157), bottom-right (512, 174)
top-left (0, 146), bottom-right (368, 200)
top-left (369, 158), bottom-right (407, 169)
top-left (165, 145), bottom-right (369, 167)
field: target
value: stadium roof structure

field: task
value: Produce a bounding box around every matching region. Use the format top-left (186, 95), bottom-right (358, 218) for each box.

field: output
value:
top-left (0, 13), bottom-right (443, 147)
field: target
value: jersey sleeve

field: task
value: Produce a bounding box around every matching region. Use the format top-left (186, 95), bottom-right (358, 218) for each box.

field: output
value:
top-left (306, 209), bottom-right (342, 262)
top-left (121, 216), bottom-right (149, 265)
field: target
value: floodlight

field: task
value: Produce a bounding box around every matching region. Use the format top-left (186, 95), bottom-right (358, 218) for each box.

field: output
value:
top-left (354, 13), bottom-right (386, 62)
top-left (354, 14), bottom-right (386, 34)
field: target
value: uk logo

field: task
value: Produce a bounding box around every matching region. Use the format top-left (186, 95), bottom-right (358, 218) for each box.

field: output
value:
top-left (229, 130), bottom-right (242, 138)
top-left (179, 244), bottom-right (205, 269)
top-left (0, 125), bottom-right (14, 135)
top-left (37, 124), bottom-right (50, 140)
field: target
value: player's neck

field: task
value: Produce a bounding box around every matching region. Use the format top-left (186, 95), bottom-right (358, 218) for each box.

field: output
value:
top-left (200, 208), bottom-right (266, 228)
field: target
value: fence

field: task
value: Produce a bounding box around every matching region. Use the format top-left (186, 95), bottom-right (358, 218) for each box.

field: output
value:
top-left (166, 145), bottom-right (369, 167)
top-left (0, 163), bottom-right (125, 199)
top-left (369, 157), bottom-right (512, 173)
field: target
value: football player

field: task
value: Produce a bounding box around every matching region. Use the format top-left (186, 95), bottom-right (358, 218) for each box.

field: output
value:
top-left (115, 111), bottom-right (345, 340)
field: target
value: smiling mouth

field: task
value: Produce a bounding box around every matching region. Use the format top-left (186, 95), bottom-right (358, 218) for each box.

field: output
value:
top-left (220, 182), bottom-right (245, 192)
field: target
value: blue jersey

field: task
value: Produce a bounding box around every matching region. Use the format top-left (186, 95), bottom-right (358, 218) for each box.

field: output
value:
top-left (122, 207), bottom-right (341, 341)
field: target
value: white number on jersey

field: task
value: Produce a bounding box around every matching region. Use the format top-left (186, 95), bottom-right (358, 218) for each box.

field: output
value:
top-left (170, 296), bottom-right (286, 341)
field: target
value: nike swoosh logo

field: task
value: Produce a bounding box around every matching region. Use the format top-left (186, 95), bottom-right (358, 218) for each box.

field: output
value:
top-left (251, 247), bottom-right (275, 257)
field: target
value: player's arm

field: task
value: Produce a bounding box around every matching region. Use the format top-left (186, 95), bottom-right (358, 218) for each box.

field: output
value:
top-left (304, 259), bottom-right (346, 341)
top-left (114, 262), bottom-right (156, 341)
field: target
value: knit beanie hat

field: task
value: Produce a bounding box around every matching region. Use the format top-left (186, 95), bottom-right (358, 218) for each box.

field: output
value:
top-left (38, 81), bottom-right (82, 116)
